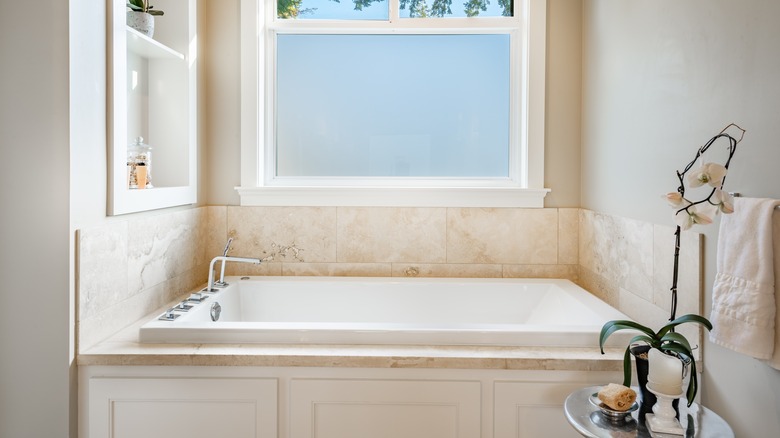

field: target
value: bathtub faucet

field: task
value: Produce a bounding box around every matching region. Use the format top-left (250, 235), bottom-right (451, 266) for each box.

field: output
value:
top-left (214, 237), bottom-right (234, 287)
top-left (204, 255), bottom-right (261, 293)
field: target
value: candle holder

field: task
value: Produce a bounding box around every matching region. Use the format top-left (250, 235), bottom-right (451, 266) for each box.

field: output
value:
top-left (645, 384), bottom-right (684, 435)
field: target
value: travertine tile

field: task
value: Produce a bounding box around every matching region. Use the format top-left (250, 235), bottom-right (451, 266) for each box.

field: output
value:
top-left (503, 264), bottom-right (578, 281)
top-left (127, 208), bottom-right (206, 295)
top-left (284, 263), bottom-right (392, 277)
top-left (579, 210), bottom-right (653, 300)
top-left (392, 263), bottom-right (502, 278)
top-left (224, 262), bottom-right (283, 277)
top-left (205, 206), bottom-right (228, 260)
top-left (227, 206), bottom-right (337, 263)
top-left (577, 266), bottom-right (619, 309)
top-left (77, 222), bottom-right (129, 321)
top-left (337, 207), bottom-right (446, 263)
top-left (558, 208), bottom-right (579, 265)
top-left (79, 270), bottom-right (197, 351)
top-left (618, 287), bottom-right (667, 328)
top-left (175, 262), bottom-right (210, 298)
top-left (446, 208), bottom-right (558, 264)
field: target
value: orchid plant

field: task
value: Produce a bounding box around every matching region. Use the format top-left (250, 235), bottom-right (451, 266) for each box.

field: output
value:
top-left (666, 123), bottom-right (745, 320)
top-left (600, 123), bottom-right (745, 406)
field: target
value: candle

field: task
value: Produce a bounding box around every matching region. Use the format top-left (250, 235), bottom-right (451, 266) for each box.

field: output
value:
top-left (648, 348), bottom-right (683, 395)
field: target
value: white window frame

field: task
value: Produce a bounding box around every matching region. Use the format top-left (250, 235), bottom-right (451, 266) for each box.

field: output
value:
top-left (238, 0), bottom-right (549, 207)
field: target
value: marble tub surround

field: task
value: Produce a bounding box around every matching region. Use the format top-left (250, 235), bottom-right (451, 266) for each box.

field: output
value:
top-left (78, 206), bottom-right (700, 359)
top-left (77, 207), bottom-right (224, 351)
top-left (577, 209), bottom-right (703, 356)
top-left (77, 205), bottom-right (582, 350)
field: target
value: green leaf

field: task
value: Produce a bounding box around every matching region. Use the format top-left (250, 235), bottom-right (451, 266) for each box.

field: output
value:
top-left (599, 320), bottom-right (655, 354)
top-left (686, 357), bottom-right (698, 407)
top-left (622, 346), bottom-right (632, 387)
top-left (657, 314), bottom-right (713, 338)
top-left (660, 332), bottom-right (693, 353)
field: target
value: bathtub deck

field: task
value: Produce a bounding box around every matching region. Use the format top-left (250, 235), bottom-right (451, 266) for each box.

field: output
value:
top-left (78, 310), bottom-right (627, 371)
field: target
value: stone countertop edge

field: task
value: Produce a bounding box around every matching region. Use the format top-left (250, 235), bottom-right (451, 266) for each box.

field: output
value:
top-left (78, 321), bottom-right (626, 370)
top-left (78, 344), bottom-right (626, 370)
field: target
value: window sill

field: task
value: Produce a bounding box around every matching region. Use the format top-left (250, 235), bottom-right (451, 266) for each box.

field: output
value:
top-left (236, 186), bottom-right (550, 207)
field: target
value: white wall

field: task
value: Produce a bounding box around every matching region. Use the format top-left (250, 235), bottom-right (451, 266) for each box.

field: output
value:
top-left (582, 1), bottom-right (780, 436)
top-left (0, 1), bottom-right (72, 436)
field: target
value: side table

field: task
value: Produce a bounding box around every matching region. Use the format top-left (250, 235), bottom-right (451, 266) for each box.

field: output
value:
top-left (564, 386), bottom-right (733, 437)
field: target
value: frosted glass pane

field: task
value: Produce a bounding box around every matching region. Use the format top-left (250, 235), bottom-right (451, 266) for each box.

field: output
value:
top-left (278, 0), bottom-right (389, 20)
top-left (276, 34), bottom-right (511, 178)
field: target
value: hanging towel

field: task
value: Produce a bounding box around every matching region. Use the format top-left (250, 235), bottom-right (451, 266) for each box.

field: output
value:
top-left (710, 197), bottom-right (780, 360)
top-left (766, 211), bottom-right (780, 369)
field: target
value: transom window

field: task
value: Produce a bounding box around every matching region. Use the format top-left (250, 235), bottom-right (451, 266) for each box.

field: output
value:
top-left (238, 0), bottom-right (548, 206)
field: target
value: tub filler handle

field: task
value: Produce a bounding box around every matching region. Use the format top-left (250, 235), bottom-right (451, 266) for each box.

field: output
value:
top-left (158, 308), bottom-right (181, 321)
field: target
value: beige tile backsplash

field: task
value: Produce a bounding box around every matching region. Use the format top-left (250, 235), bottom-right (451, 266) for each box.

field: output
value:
top-left (77, 206), bottom-right (701, 353)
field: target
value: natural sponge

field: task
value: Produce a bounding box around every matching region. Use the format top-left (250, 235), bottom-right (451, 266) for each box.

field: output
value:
top-left (597, 383), bottom-right (637, 411)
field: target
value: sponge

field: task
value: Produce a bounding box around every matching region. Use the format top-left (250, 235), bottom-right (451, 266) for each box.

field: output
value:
top-left (597, 383), bottom-right (637, 411)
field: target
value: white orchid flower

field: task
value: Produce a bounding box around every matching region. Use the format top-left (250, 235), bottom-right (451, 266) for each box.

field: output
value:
top-left (687, 162), bottom-right (728, 188)
top-left (674, 204), bottom-right (714, 230)
top-left (711, 188), bottom-right (735, 214)
top-left (665, 192), bottom-right (688, 208)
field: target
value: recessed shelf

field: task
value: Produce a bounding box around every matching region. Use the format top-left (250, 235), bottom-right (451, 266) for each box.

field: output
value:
top-left (109, 0), bottom-right (197, 216)
top-left (126, 27), bottom-right (184, 60)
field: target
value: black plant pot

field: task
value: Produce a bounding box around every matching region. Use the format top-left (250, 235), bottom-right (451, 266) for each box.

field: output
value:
top-left (630, 344), bottom-right (680, 418)
top-left (630, 344), bottom-right (655, 413)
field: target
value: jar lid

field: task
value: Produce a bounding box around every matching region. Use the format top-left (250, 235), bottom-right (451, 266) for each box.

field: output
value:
top-left (129, 136), bottom-right (152, 151)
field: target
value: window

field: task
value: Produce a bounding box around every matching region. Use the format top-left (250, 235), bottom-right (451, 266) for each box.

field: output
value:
top-left (239, 0), bottom-right (548, 206)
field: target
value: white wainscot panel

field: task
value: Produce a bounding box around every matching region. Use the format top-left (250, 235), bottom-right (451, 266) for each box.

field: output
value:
top-left (494, 380), bottom-right (595, 438)
top-left (290, 378), bottom-right (481, 438)
top-left (88, 377), bottom-right (277, 438)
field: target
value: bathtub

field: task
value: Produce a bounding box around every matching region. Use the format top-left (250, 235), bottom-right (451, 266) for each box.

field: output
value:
top-left (139, 276), bottom-right (631, 347)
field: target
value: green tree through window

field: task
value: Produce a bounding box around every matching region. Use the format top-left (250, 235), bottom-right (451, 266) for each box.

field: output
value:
top-left (277, 0), bottom-right (513, 18)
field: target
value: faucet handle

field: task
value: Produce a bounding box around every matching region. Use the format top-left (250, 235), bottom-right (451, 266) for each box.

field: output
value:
top-left (222, 237), bottom-right (233, 257)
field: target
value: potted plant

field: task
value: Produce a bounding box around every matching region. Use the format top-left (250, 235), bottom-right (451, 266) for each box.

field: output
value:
top-left (599, 123), bottom-right (745, 407)
top-left (126, 0), bottom-right (164, 38)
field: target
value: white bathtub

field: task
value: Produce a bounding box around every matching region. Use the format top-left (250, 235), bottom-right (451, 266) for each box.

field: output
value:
top-left (139, 276), bottom-right (631, 347)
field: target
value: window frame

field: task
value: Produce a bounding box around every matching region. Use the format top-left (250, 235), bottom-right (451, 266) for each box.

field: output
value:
top-left (239, 0), bottom-right (549, 207)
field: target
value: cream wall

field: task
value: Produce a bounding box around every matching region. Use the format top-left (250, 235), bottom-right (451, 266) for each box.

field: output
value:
top-left (0, 1), bottom-right (72, 437)
top-left (201, 0), bottom-right (584, 207)
top-left (582, 1), bottom-right (780, 436)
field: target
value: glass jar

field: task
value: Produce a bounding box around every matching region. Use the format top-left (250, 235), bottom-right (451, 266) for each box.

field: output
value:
top-left (127, 136), bottom-right (153, 189)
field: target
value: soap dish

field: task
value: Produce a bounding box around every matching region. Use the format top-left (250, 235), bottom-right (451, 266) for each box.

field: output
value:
top-left (589, 392), bottom-right (638, 423)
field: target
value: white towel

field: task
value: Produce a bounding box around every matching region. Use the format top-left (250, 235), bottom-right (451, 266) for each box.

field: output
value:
top-left (710, 197), bottom-right (780, 360)
top-left (767, 210), bottom-right (780, 369)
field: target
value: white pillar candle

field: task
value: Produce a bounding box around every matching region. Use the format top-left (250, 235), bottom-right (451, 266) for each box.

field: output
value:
top-left (648, 348), bottom-right (683, 395)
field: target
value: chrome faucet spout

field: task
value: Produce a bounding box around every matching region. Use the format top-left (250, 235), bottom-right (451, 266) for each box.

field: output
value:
top-left (205, 255), bottom-right (261, 292)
